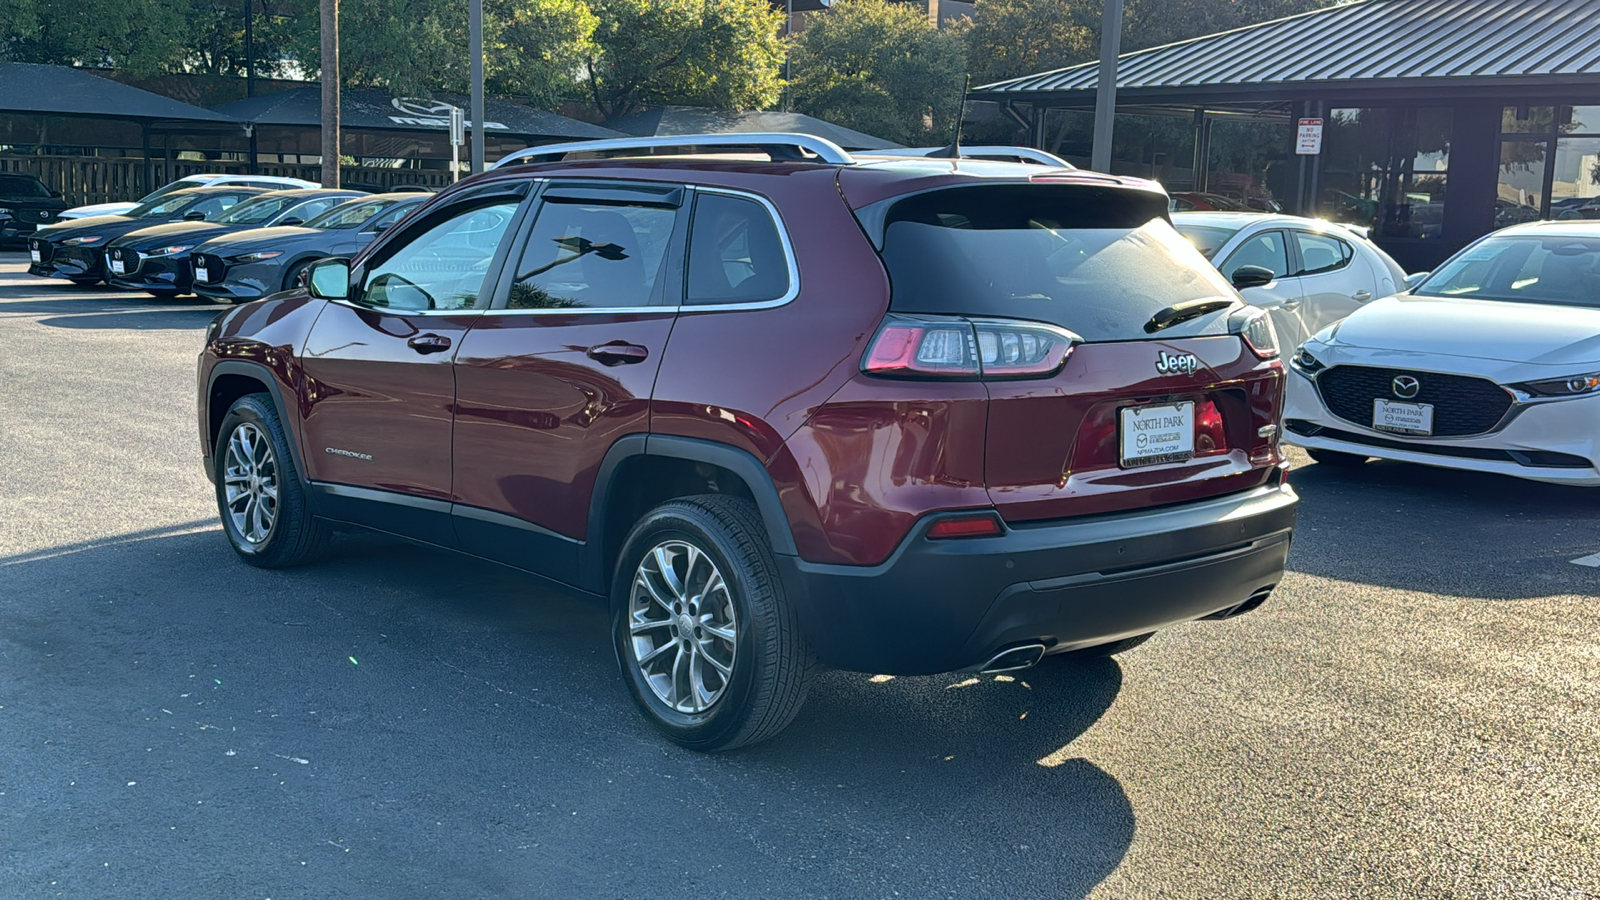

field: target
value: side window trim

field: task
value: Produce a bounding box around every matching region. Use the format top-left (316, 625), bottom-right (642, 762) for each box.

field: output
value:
top-left (1220, 228), bottom-right (1289, 280)
top-left (341, 189), bottom-right (535, 315)
top-left (1291, 229), bottom-right (1354, 277)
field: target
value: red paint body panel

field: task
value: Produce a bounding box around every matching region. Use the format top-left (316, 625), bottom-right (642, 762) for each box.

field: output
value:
top-left (778, 376), bottom-right (992, 566)
top-left (983, 336), bottom-right (1285, 522)
top-left (298, 302), bottom-right (480, 499)
top-left (199, 294), bottom-right (326, 462)
top-left (451, 312), bottom-right (674, 538)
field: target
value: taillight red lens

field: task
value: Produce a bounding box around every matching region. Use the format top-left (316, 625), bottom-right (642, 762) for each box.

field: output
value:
top-left (862, 315), bottom-right (1079, 380)
top-left (926, 512), bottom-right (1005, 539)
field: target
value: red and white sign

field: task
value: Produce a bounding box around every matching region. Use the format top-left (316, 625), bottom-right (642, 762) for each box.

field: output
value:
top-left (1296, 118), bottom-right (1324, 155)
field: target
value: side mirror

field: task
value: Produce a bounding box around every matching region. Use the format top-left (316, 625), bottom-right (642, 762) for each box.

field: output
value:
top-left (307, 258), bottom-right (350, 300)
top-left (1231, 265), bottom-right (1276, 289)
top-left (184, 210), bottom-right (207, 221)
top-left (278, 217), bottom-right (304, 227)
top-left (1403, 271), bottom-right (1430, 291)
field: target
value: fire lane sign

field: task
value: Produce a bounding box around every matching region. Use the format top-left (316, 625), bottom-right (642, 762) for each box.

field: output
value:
top-left (1296, 118), bottom-right (1324, 155)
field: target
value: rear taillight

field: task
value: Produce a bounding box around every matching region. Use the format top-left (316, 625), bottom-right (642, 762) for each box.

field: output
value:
top-left (862, 315), bottom-right (1079, 380)
top-left (926, 512), bottom-right (1005, 539)
top-left (1230, 307), bottom-right (1279, 359)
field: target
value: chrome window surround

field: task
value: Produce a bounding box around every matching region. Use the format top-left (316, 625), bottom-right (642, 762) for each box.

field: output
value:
top-left (478, 184), bottom-right (800, 316)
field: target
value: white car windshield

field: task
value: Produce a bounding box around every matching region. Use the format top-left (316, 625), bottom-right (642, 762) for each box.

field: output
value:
top-left (1416, 235), bottom-right (1600, 308)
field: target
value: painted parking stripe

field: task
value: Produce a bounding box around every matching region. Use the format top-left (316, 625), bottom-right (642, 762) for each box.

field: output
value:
top-left (1571, 552), bottom-right (1600, 567)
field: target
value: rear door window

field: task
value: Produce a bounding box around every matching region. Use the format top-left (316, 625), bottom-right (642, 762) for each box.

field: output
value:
top-left (1291, 231), bottom-right (1354, 276)
top-left (877, 184), bottom-right (1236, 342)
top-left (505, 198), bottom-right (678, 310)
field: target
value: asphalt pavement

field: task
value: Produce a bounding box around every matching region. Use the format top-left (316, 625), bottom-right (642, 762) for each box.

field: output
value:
top-left (2, 252), bottom-right (1596, 899)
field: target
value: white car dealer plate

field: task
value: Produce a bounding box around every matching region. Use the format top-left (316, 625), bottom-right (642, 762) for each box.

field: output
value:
top-left (109, 258), bottom-right (125, 275)
top-left (30, 246), bottom-right (41, 263)
top-left (1120, 401), bottom-right (1195, 468)
top-left (1373, 399), bottom-right (1434, 436)
top-left (195, 265), bottom-right (209, 282)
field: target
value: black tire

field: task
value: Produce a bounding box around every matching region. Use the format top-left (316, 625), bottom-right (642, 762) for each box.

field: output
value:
top-left (1307, 448), bottom-right (1369, 467)
top-left (1045, 632), bottom-right (1155, 664)
top-left (283, 260), bottom-right (313, 292)
top-left (213, 393), bottom-right (331, 568)
top-left (68, 277), bottom-right (101, 287)
top-left (147, 289), bottom-right (180, 300)
top-left (611, 495), bottom-right (812, 751)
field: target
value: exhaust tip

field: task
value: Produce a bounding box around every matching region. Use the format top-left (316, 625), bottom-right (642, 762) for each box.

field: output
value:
top-left (978, 643), bottom-right (1046, 674)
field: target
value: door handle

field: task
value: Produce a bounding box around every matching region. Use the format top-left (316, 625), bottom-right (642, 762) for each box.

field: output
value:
top-left (1352, 290), bottom-right (1373, 302)
top-left (407, 333), bottom-right (452, 354)
top-left (586, 341), bottom-right (649, 366)
top-left (1279, 298), bottom-right (1301, 310)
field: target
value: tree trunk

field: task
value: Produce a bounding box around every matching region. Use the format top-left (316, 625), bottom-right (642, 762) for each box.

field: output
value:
top-left (319, 0), bottom-right (340, 188)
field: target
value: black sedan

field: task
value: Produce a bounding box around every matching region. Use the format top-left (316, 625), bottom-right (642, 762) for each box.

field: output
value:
top-left (104, 189), bottom-right (363, 297)
top-left (191, 192), bottom-right (428, 303)
top-left (28, 186), bottom-right (269, 286)
top-left (0, 173), bottom-right (69, 246)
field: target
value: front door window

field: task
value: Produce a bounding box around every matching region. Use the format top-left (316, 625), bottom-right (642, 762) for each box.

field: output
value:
top-left (357, 202), bottom-right (518, 311)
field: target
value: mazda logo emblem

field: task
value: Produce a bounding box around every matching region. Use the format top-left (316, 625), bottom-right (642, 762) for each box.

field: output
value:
top-left (1392, 375), bottom-right (1421, 399)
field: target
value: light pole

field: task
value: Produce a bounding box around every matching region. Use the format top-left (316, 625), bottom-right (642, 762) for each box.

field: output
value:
top-left (320, 0), bottom-right (340, 187)
top-left (470, 0), bottom-right (485, 174)
top-left (1090, 0), bottom-right (1124, 174)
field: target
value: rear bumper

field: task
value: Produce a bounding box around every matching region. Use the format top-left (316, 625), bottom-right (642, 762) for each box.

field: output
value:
top-left (777, 481), bottom-right (1298, 675)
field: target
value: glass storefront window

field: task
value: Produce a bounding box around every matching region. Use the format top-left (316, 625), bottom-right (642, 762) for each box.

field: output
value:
top-left (1501, 106), bottom-right (1558, 134)
top-left (1550, 136), bottom-right (1600, 219)
top-left (1497, 142), bottom-right (1546, 226)
top-left (1318, 107), bottom-right (1451, 239)
top-left (1568, 106), bottom-right (1600, 134)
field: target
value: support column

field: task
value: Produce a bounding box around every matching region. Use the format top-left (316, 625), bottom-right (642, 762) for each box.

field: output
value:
top-left (1091, 0), bottom-right (1125, 173)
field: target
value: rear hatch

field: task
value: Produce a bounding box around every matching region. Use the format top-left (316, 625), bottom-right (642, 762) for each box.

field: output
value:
top-left (855, 179), bottom-right (1285, 523)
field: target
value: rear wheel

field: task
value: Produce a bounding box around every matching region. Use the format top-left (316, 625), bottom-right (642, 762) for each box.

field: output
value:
top-left (612, 495), bottom-right (811, 751)
top-left (1307, 448), bottom-right (1369, 467)
top-left (214, 393), bottom-right (331, 568)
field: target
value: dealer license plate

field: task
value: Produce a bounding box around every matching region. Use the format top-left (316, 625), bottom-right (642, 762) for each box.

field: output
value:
top-left (30, 246), bottom-right (41, 263)
top-left (194, 264), bottom-right (209, 282)
top-left (109, 257), bottom-right (125, 275)
top-left (1120, 401), bottom-right (1195, 468)
top-left (1372, 399), bottom-right (1433, 436)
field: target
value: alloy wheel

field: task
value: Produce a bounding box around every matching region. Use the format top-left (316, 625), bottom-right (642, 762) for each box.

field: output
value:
top-left (222, 422), bottom-right (279, 545)
top-left (627, 540), bottom-right (739, 713)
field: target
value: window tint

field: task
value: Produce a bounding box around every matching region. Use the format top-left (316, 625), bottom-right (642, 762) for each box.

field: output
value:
top-left (0, 175), bottom-right (50, 198)
top-left (133, 193), bottom-right (201, 217)
top-left (282, 196), bottom-right (344, 223)
top-left (1172, 223), bottom-right (1239, 260)
top-left (1221, 230), bottom-right (1290, 280)
top-left (185, 194), bottom-right (248, 220)
top-left (506, 200), bottom-right (676, 309)
top-left (1293, 231), bottom-right (1354, 276)
top-left (357, 202), bottom-right (518, 312)
top-left (365, 202), bottom-right (419, 232)
top-left (686, 193), bottom-right (790, 305)
top-left (216, 195), bottom-right (294, 225)
top-left (878, 185), bottom-right (1237, 342)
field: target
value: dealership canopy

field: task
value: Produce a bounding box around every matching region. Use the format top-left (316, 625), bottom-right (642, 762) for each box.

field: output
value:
top-left (212, 87), bottom-right (621, 141)
top-left (0, 63), bottom-right (235, 123)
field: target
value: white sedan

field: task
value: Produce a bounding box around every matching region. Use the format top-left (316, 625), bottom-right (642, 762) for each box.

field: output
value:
top-left (1285, 221), bottom-right (1600, 485)
top-left (1173, 212), bottom-right (1409, 351)
top-left (59, 174), bottom-right (319, 220)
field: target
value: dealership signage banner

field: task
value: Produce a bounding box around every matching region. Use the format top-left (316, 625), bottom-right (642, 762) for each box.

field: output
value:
top-left (1296, 118), bottom-right (1324, 155)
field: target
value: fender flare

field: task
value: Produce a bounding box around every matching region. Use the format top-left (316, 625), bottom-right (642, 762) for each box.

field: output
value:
top-left (582, 434), bottom-right (799, 592)
top-left (206, 360), bottom-right (309, 484)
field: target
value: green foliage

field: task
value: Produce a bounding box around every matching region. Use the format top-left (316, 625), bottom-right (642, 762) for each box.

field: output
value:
top-left (0, 0), bottom-right (189, 73)
top-left (965, 0), bottom-right (1096, 86)
top-left (790, 0), bottom-right (967, 146)
top-left (583, 0), bottom-right (786, 119)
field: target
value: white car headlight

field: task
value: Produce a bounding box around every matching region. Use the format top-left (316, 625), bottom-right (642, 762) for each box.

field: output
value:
top-left (1513, 373), bottom-right (1600, 397)
top-left (61, 235), bottom-right (103, 246)
top-left (1290, 347), bottom-right (1327, 376)
top-left (232, 251), bottom-right (282, 263)
top-left (150, 245), bottom-right (194, 257)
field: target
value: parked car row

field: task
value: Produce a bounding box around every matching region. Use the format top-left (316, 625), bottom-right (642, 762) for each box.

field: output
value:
top-left (26, 184), bottom-right (430, 302)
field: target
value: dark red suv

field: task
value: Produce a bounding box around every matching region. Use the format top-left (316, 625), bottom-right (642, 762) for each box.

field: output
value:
top-left (198, 134), bottom-right (1297, 750)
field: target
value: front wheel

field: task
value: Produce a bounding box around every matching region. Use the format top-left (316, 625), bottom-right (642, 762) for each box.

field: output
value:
top-left (214, 394), bottom-right (331, 568)
top-left (612, 495), bottom-right (811, 751)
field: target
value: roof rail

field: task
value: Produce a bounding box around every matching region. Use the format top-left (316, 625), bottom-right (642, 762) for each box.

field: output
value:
top-left (494, 132), bottom-right (856, 169)
top-left (861, 146), bottom-right (1074, 168)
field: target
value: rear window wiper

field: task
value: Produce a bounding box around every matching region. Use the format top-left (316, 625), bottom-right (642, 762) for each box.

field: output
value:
top-left (1143, 297), bottom-right (1236, 333)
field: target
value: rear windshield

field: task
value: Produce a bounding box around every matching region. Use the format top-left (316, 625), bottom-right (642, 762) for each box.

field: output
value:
top-left (879, 185), bottom-right (1237, 342)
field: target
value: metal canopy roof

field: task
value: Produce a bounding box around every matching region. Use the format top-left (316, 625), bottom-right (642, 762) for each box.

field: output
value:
top-left (213, 87), bottom-right (621, 140)
top-left (0, 63), bottom-right (236, 123)
top-left (972, 0), bottom-right (1600, 105)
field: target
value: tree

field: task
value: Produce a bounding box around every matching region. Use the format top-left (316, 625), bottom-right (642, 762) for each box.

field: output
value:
top-left (964, 0), bottom-right (1096, 87)
top-left (0, 0), bottom-right (190, 73)
top-left (789, 0), bottom-right (967, 146)
top-left (582, 0), bottom-right (785, 120)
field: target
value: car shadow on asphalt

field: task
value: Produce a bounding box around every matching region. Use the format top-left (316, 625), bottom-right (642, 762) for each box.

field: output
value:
top-left (2, 525), bottom-right (1134, 897)
top-left (1286, 455), bottom-right (1600, 599)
